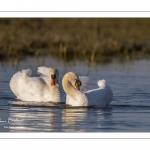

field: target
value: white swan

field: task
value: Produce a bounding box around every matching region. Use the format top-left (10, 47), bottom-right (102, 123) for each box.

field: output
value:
top-left (62, 72), bottom-right (113, 107)
top-left (10, 67), bottom-right (61, 102)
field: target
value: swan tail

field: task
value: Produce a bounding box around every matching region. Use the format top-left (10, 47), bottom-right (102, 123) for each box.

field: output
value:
top-left (22, 68), bottom-right (32, 77)
top-left (10, 68), bottom-right (32, 99)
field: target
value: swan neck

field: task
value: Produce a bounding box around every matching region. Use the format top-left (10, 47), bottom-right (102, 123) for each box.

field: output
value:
top-left (63, 79), bottom-right (80, 98)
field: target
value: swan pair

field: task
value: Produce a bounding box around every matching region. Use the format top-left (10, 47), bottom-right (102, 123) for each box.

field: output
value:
top-left (10, 67), bottom-right (113, 107)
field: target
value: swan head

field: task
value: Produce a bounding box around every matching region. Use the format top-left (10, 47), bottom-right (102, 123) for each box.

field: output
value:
top-left (49, 69), bottom-right (59, 86)
top-left (63, 72), bottom-right (81, 90)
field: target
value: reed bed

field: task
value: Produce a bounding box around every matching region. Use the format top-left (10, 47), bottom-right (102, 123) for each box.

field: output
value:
top-left (0, 18), bottom-right (150, 63)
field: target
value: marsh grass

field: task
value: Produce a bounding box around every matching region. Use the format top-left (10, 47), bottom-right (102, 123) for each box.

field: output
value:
top-left (0, 18), bottom-right (150, 63)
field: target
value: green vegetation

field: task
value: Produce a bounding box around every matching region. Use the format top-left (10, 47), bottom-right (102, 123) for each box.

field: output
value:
top-left (0, 18), bottom-right (150, 63)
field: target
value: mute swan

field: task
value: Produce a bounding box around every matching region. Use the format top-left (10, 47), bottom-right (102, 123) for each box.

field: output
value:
top-left (10, 67), bottom-right (61, 102)
top-left (62, 72), bottom-right (113, 107)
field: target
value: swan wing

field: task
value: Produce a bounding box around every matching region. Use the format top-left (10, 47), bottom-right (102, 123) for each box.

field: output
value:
top-left (10, 68), bottom-right (47, 101)
top-left (79, 76), bottom-right (90, 92)
top-left (37, 66), bottom-right (51, 85)
top-left (79, 76), bottom-right (90, 87)
top-left (10, 68), bottom-right (31, 99)
top-left (10, 68), bottom-right (32, 98)
top-left (85, 88), bottom-right (107, 107)
top-left (84, 79), bottom-right (113, 107)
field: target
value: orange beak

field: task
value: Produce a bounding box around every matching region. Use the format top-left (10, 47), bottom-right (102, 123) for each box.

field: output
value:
top-left (51, 79), bottom-right (55, 85)
top-left (75, 82), bottom-right (80, 90)
top-left (50, 74), bottom-right (56, 85)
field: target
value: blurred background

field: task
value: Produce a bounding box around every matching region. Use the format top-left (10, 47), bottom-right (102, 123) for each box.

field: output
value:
top-left (0, 18), bottom-right (150, 65)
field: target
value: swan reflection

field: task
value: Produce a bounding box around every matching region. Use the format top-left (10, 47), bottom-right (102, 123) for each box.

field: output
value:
top-left (61, 107), bottom-right (113, 132)
top-left (8, 99), bottom-right (113, 132)
top-left (62, 108), bottom-right (87, 132)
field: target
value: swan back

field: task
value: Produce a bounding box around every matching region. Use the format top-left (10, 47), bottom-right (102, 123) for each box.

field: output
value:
top-left (85, 79), bottom-right (113, 107)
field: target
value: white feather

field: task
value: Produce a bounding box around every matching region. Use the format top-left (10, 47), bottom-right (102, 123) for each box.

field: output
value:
top-left (79, 76), bottom-right (90, 92)
top-left (97, 79), bottom-right (106, 88)
top-left (37, 66), bottom-right (51, 85)
top-left (79, 76), bottom-right (90, 87)
top-left (63, 72), bottom-right (113, 107)
top-left (9, 67), bottom-right (61, 102)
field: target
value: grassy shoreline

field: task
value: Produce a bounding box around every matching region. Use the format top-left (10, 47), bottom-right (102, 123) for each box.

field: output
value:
top-left (0, 18), bottom-right (150, 63)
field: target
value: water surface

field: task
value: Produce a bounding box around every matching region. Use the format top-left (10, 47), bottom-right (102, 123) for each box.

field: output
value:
top-left (0, 56), bottom-right (150, 132)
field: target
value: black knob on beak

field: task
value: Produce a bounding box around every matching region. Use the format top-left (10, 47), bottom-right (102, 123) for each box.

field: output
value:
top-left (76, 79), bottom-right (82, 86)
top-left (79, 80), bottom-right (81, 86)
top-left (51, 74), bottom-right (56, 79)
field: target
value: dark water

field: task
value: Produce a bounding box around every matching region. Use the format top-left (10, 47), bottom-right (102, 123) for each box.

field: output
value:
top-left (0, 56), bottom-right (150, 132)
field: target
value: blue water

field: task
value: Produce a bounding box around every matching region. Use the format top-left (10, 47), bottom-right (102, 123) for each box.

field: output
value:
top-left (0, 56), bottom-right (150, 132)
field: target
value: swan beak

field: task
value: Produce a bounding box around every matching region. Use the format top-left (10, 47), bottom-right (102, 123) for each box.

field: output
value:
top-left (75, 80), bottom-right (81, 90)
top-left (51, 74), bottom-right (56, 85)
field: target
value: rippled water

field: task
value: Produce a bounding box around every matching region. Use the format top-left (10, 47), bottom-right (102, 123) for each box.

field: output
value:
top-left (0, 56), bottom-right (150, 132)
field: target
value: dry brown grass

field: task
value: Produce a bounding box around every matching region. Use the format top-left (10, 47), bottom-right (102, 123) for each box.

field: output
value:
top-left (0, 18), bottom-right (150, 63)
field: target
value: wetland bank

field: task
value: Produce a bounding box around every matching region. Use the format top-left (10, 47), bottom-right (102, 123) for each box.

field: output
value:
top-left (0, 18), bottom-right (150, 64)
